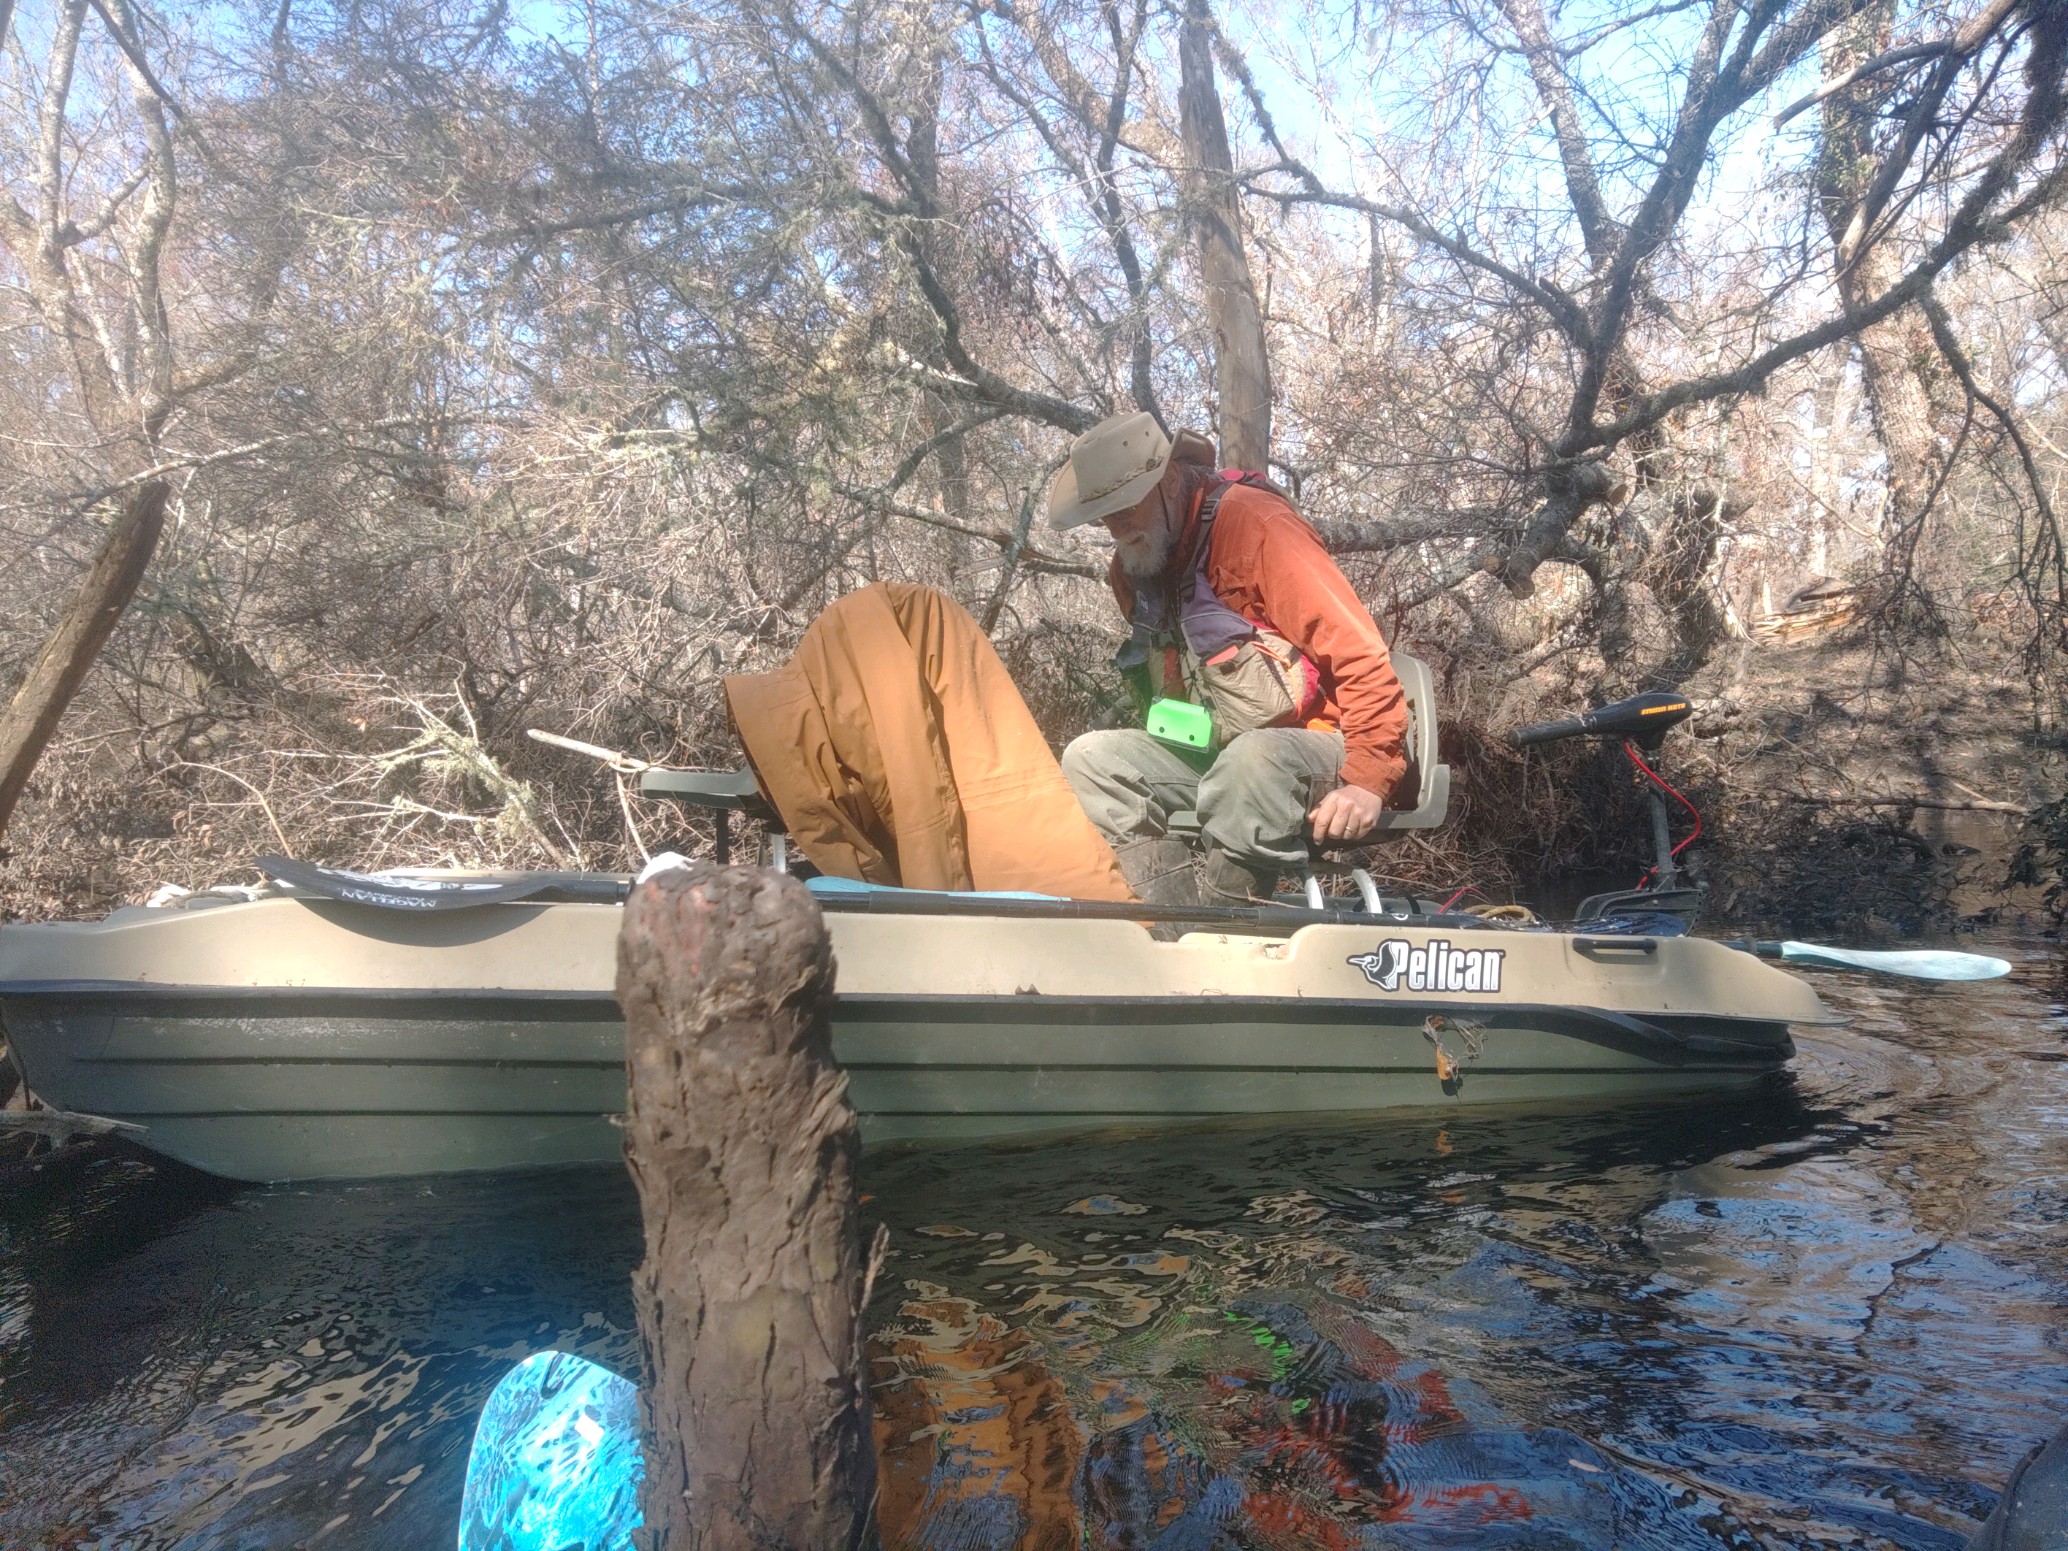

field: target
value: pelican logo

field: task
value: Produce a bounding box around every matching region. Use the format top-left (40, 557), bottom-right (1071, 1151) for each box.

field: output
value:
top-left (1348, 937), bottom-right (1505, 994)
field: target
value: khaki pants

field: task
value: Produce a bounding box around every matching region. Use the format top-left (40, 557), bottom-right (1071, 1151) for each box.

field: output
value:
top-left (1060, 727), bottom-right (1345, 872)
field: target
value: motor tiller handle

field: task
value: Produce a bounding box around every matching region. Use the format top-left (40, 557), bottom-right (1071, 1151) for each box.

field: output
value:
top-left (1507, 692), bottom-right (1693, 749)
top-left (1509, 714), bottom-right (1589, 747)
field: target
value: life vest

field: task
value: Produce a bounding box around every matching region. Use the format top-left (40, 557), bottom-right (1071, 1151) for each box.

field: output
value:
top-left (1115, 472), bottom-right (1325, 745)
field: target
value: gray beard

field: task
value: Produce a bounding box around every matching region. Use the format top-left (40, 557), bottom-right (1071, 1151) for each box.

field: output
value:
top-left (1116, 521), bottom-right (1179, 582)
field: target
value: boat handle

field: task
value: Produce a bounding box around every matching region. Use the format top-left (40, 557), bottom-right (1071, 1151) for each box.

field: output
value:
top-left (1573, 936), bottom-right (1658, 955)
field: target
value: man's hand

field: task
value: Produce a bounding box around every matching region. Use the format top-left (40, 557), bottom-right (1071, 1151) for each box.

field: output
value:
top-left (1307, 782), bottom-right (1385, 844)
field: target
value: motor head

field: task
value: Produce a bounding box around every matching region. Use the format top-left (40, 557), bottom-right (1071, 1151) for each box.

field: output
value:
top-left (1508, 692), bottom-right (1693, 749)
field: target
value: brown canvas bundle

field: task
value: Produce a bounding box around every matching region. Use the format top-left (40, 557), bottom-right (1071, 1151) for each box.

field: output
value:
top-left (723, 582), bottom-right (1135, 900)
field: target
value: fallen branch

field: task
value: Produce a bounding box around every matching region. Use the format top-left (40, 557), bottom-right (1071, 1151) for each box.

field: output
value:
top-left (0, 1107), bottom-right (146, 1144)
top-left (0, 480), bottom-right (169, 839)
top-left (1780, 793), bottom-right (2026, 815)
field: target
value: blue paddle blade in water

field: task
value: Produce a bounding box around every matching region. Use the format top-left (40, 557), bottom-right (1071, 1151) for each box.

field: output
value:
top-left (1774, 941), bottom-right (2013, 980)
top-left (457, 1351), bottom-right (643, 1551)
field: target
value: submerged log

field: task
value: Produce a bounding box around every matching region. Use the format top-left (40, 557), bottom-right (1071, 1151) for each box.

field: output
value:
top-left (0, 1107), bottom-right (144, 1144)
top-left (616, 861), bottom-right (879, 1551)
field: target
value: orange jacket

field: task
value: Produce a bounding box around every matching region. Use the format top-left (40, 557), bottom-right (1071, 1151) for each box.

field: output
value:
top-left (1112, 481), bottom-right (1409, 801)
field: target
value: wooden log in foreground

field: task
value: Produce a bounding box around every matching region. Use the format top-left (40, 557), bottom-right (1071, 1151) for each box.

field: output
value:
top-left (616, 861), bottom-right (879, 1551)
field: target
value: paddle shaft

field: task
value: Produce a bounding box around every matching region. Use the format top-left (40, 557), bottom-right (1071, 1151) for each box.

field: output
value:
top-left (261, 852), bottom-right (2012, 981)
top-left (810, 887), bottom-right (1452, 932)
top-left (261, 853), bottom-right (1465, 931)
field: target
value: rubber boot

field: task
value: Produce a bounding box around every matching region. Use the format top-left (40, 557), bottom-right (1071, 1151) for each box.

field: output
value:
top-left (1113, 837), bottom-right (1199, 907)
top-left (1202, 847), bottom-right (1277, 907)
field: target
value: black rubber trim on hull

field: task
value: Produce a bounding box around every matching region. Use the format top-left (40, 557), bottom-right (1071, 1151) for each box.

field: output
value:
top-left (0, 980), bottom-right (617, 1002)
top-left (842, 996), bottom-right (1786, 1058)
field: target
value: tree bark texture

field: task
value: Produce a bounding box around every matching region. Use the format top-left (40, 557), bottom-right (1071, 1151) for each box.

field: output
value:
top-left (1819, 5), bottom-right (1952, 588)
top-left (615, 862), bottom-right (878, 1551)
top-left (0, 479), bottom-right (170, 841)
top-left (909, 57), bottom-right (978, 561)
top-left (1807, 359), bottom-right (1860, 579)
top-left (1178, 0), bottom-right (1270, 472)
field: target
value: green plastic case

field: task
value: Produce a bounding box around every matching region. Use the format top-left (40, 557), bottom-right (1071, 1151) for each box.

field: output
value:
top-left (1146, 697), bottom-right (1215, 751)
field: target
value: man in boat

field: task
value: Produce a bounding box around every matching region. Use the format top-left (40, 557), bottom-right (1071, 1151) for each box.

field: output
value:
top-left (1049, 410), bottom-right (1410, 905)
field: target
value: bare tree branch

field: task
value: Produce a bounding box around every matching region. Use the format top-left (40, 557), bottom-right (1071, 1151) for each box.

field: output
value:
top-left (1921, 289), bottom-right (2068, 620)
top-left (1775, 0), bottom-right (2023, 125)
top-left (1495, 0), bottom-right (1613, 264)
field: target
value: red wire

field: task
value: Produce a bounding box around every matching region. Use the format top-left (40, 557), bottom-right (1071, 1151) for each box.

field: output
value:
top-left (1437, 884), bottom-right (1481, 912)
top-left (1623, 740), bottom-right (1702, 885)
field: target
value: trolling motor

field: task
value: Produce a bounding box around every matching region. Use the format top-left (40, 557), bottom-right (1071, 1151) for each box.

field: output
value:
top-left (1507, 691), bottom-right (1704, 926)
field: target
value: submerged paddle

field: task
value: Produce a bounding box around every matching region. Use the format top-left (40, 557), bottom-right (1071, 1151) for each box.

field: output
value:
top-left (1737, 939), bottom-right (2013, 981)
top-left (458, 1351), bottom-right (641, 1551)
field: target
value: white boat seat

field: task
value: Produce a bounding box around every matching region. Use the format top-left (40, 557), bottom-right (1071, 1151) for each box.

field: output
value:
top-left (1371, 652), bottom-right (1450, 831)
top-left (1164, 651), bottom-right (1451, 840)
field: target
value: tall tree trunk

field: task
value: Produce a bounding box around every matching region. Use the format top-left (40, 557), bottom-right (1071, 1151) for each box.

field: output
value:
top-left (1177, 0), bottom-right (1270, 470)
top-left (1807, 355), bottom-right (1860, 581)
top-left (0, 480), bottom-right (170, 841)
top-left (616, 861), bottom-right (879, 1551)
top-left (908, 52), bottom-right (976, 565)
top-left (1819, 4), bottom-right (1952, 619)
top-left (0, 2), bottom-right (187, 852)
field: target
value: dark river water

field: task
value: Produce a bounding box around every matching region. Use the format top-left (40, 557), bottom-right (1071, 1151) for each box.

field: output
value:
top-left (1, 936), bottom-right (2063, 1549)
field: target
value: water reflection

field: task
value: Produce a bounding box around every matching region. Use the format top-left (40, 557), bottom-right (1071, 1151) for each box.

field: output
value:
top-left (863, 1102), bottom-right (1805, 1549)
top-left (0, 939), bottom-right (2063, 1549)
top-left (861, 950), bottom-right (2067, 1551)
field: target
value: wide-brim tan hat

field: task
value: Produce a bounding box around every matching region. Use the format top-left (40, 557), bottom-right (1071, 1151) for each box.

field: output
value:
top-left (1047, 410), bottom-right (1172, 529)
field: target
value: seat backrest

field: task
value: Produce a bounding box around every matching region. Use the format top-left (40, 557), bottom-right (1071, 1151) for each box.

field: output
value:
top-left (1163, 651), bottom-right (1450, 841)
top-left (1368, 651), bottom-right (1450, 831)
top-left (636, 768), bottom-right (778, 821)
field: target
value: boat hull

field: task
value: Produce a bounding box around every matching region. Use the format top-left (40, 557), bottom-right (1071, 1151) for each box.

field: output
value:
top-left (0, 896), bottom-right (1829, 1182)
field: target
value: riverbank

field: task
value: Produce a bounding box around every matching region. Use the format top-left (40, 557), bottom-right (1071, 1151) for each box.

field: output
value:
top-left (1370, 614), bottom-right (2054, 933)
top-left (1668, 630), bottom-right (2052, 936)
top-left (0, 608), bottom-right (2055, 940)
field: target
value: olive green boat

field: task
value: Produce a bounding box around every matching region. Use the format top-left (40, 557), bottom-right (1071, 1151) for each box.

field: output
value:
top-left (0, 676), bottom-right (1841, 1183)
top-left (0, 879), bottom-right (1837, 1182)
